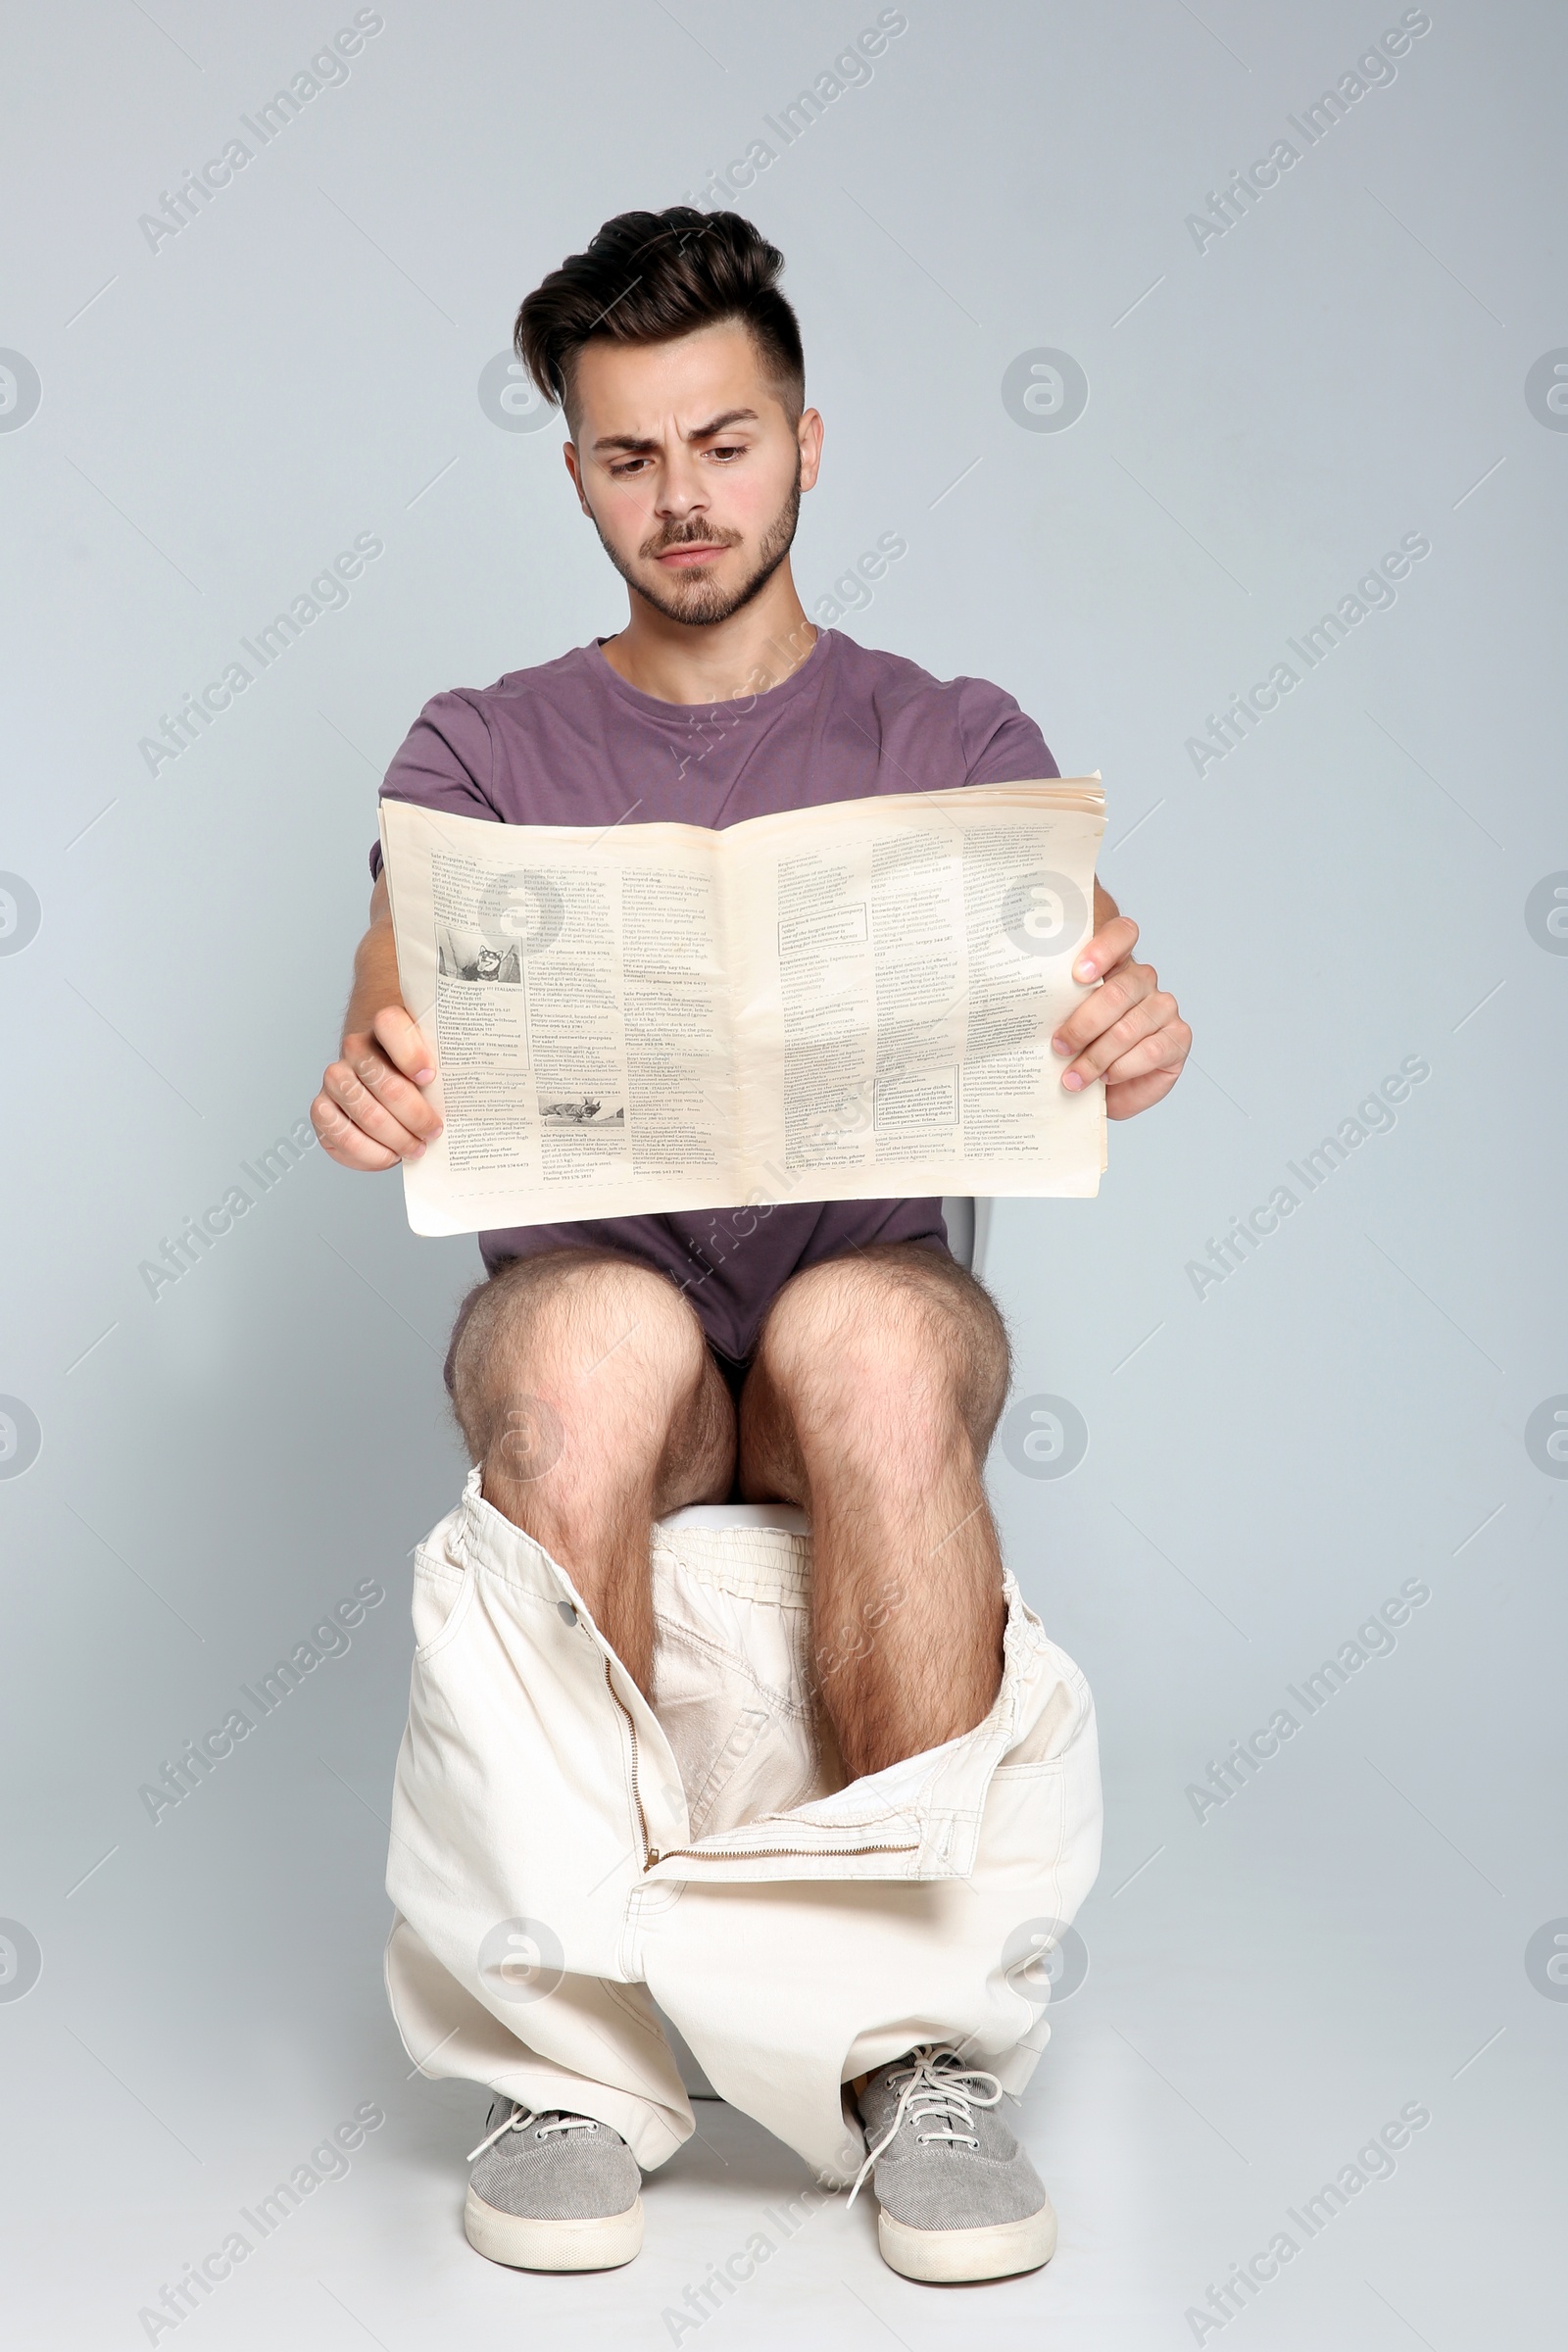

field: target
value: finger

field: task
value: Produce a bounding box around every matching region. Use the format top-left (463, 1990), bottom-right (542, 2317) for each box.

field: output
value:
top-left (338, 1038), bottom-right (444, 1142)
top-left (1071, 913), bottom-right (1138, 985)
top-left (316, 1072), bottom-right (418, 1163)
top-left (321, 1057), bottom-right (431, 1158)
top-left (1053, 960), bottom-right (1155, 1056)
top-left (310, 1089), bottom-right (402, 1171)
top-left (370, 1002), bottom-right (435, 1084)
top-left (1105, 1063), bottom-right (1185, 1119)
top-left (1096, 1017), bottom-right (1192, 1091)
top-left (1061, 995), bottom-right (1181, 1089)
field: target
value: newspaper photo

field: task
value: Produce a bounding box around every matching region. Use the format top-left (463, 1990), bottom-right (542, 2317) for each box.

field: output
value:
top-left (378, 776), bottom-right (1108, 1237)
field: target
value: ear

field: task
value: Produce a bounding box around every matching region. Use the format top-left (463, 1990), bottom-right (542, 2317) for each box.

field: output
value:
top-left (798, 407), bottom-right (824, 494)
top-left (562, 439), bottom-right (593, 517)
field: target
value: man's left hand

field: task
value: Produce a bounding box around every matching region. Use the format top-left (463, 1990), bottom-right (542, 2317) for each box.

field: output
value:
top-left (1051, 893), bottom-right (1191, 1120)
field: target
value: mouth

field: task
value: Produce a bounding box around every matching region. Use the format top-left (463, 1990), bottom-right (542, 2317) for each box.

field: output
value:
top-left (656, 542), bottom-right (728, 567)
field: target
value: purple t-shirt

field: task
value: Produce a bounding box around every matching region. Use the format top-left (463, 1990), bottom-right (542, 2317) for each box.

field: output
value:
top-left (373, 627), bottom-right (1057, 1361)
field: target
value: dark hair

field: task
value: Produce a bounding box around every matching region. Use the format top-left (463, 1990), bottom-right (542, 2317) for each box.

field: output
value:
top-left (514, 206), bottom-right (805, 435)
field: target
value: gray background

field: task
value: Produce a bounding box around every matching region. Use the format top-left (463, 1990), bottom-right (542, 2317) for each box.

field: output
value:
top-left (2, 1), bottom-right (1563, 2344)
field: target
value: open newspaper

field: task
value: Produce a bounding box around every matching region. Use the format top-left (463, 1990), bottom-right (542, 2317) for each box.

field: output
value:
top-left (379, 776), bottom-right (1107, 1237)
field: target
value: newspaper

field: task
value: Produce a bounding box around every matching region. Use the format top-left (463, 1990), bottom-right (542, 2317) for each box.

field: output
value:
top-left (378, 777), bottom-right (1107, 1237)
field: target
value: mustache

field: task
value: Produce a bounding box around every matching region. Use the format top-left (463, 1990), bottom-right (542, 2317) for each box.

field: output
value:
top-left (644, 525), bottom-right (739, 556)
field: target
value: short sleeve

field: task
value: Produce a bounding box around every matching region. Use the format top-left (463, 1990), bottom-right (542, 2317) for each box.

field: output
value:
top-left (368, 689), bottom-right (498, 879)
top-left (955, 677), bottom-right (1059, 786)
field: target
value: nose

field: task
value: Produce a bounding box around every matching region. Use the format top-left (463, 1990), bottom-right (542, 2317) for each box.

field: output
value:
top-left (652, 436), bottom-right (711, 522)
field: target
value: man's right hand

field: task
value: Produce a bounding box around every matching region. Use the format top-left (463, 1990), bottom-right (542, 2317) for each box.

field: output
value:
top-left (311, 874), bottom-right (444, 1170)
top-left (313, 1005), bottom-right (441, 1169)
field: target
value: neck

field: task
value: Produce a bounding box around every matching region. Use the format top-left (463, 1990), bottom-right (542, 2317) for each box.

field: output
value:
top-left (597, 565), bottom-right (819, 706)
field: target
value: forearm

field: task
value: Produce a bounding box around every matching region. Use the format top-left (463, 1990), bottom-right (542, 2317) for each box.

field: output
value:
top-left (342, 874), bottom-right (401, 1046)
top-left (313, 870), bottom-right (441, 1168)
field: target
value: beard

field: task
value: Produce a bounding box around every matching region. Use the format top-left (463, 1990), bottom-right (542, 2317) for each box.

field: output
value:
top-left (592, 450), bottom-right (803, 630)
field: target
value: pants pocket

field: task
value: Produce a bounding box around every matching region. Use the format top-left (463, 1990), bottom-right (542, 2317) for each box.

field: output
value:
top-left (411, 1546), bottom-right (474, 1663)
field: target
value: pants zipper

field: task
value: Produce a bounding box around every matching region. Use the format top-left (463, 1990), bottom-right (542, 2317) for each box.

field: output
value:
top-left (648, 1840), bottom-right (921, 1865)
top-left (603, 1656), bottom-right (657, 1864)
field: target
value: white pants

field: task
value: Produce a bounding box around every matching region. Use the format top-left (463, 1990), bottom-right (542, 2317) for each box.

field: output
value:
top-left (383, 1468), bottom-right (1102, 2188)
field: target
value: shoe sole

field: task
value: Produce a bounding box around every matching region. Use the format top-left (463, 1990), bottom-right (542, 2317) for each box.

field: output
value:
top-left (877, 2193), bottom-right (1057, 2283)
top-left (464, 2184), bottom-right (644, 2272)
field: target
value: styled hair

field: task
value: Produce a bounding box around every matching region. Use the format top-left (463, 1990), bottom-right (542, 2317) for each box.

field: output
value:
top-left (514, 206), bottom-right (805, 435)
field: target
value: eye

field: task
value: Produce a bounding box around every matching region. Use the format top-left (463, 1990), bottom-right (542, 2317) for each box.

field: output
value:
top-left (708, 443), bottom-right (746, 462)
top-left (609, 458), bottom-right (649, 477)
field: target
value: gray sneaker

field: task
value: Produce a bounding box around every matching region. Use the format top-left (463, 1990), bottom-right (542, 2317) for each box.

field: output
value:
top-left (465, 2096), bottom-right (643, 2271)
top-left (848, 2044), bottom-right (1056, 2282)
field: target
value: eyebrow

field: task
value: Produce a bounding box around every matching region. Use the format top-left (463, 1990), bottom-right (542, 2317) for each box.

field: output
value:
top-left (591, 407), bottom-right (760, 456)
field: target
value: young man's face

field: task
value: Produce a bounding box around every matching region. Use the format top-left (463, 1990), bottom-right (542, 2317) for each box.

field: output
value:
top-left (564, 320), bottom-right (822, 629)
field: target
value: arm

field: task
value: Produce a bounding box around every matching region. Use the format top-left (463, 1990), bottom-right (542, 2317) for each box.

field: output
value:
top-left (1050, 879), bottom-right (1192, 1120)
top-left (310, 871), bottom-right (445, 1169)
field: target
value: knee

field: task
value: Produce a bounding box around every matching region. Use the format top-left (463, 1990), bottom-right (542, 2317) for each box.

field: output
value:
top-left (450, 1250), bottom-right (708, 1469)
top-left (757, 1248), bottom-right (1009, 1461)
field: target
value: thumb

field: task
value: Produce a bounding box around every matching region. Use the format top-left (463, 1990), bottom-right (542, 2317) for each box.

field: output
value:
top-left (371, 1001), bottom-right (434, 1083)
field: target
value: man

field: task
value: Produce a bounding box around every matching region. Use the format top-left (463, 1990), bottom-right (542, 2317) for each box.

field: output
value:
top-left (312, 206), bottom-right (1190, 2285)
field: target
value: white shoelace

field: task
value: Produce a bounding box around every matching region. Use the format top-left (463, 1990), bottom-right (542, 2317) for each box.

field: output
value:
top-left (846, 2044), bottom-right (1004, 2208)
top-left (467, 2100), bottom-right (601, 2162)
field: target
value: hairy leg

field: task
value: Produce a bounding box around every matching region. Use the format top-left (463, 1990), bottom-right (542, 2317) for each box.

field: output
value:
top-left (449, 1249), bottom-right (735, 1697)
top-left (737, 1243), bottom-right (1012, 1781)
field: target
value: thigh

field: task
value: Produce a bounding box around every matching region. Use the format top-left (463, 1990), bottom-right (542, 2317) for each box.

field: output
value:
top-left (443, 1243), bottom-right (662, 1402)
top-left (735, 1242), bottom-right (1011, 1501)
top-left (447, 1246), bottom-right (736, 1511)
